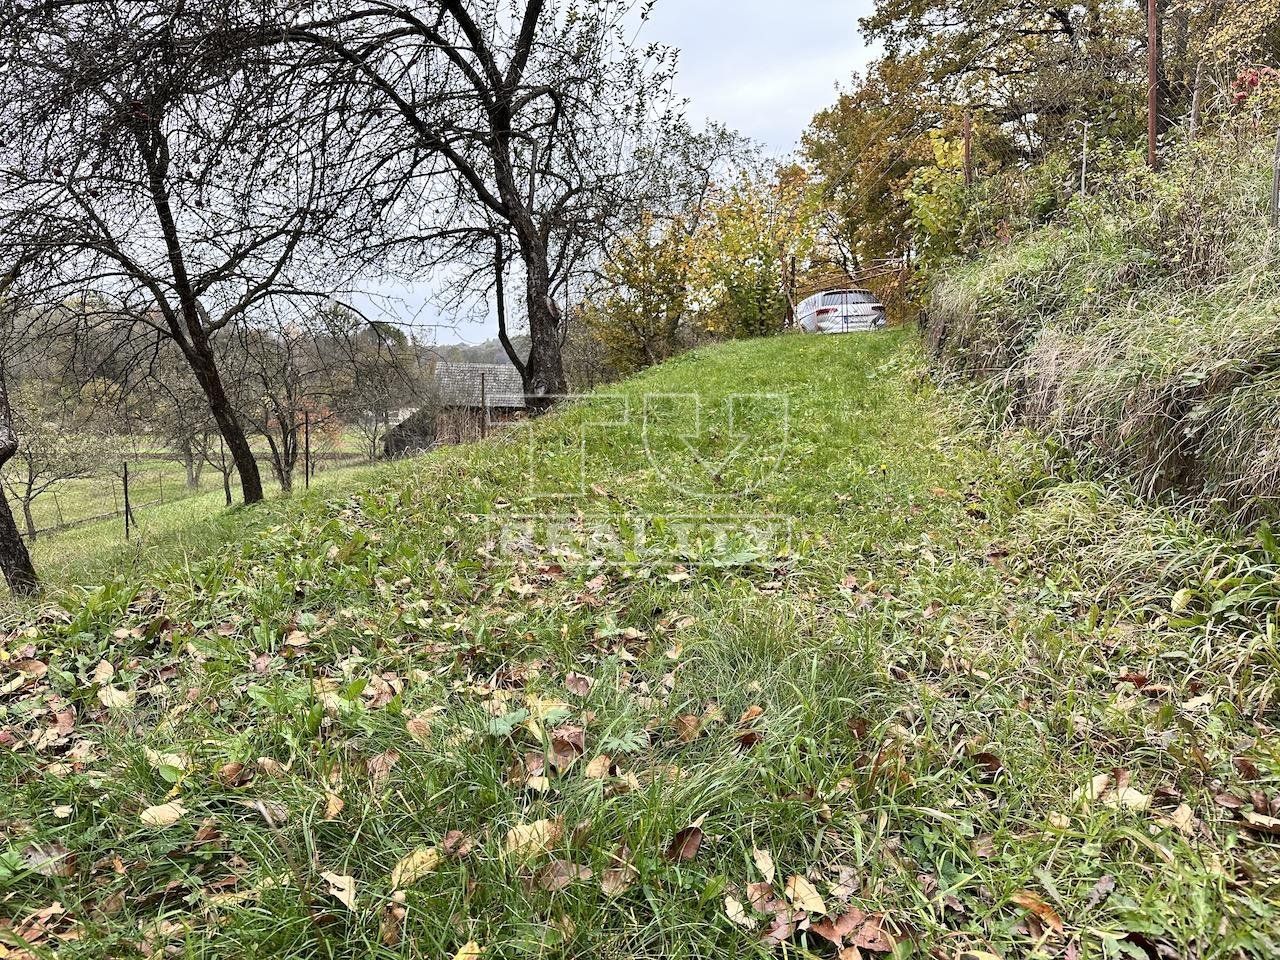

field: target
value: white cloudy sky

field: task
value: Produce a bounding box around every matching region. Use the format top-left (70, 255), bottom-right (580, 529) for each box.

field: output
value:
top-left (415, 0), bottom-right (879, 345)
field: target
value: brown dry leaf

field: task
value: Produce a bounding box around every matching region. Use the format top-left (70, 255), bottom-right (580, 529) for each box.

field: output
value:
top-left (747, 881), bottom-right (782, 914)
top-left (97, 686), bottom-right (133, 710)
top-left (535, 859), bottom-right (593, 892)
top-left (1103, 786), bottom-right (1151, 812)
top-left (752, 847), bottom-right (776, 885)
top-left (22, 842), bottom-right (76, 878)
top-left (1071, 773), bottom-right (1110, 806)
top-left (405, 715), bottom-right (433, 744)
top-left (812, 906), bottom-right (867, 946)
top-left (738, 705), bottom-right (765, 725)
top-left (851, 914), bottom-right (895, 952)
top-left (140, 802), bottom-right (188, 828)
top-left (367, 750), bottom-right (400, 790)
top-left (442, 830), bottom-right (476, 858)
top-left (725, 895), bottom-right (755, 929)
top-left (784, 874), bottom-right (827, 916)
top-left (237, 797), bottom-right (289, 827)
top-left (565, 672), bottom-right (593, 696)
top-left (673, 714), bottom-right (703, 742)
top-left (504, 818), bottom-right (564, 861)
top-left (1241, 810), bottom-right (1280, 834)
top-left (665, 817), bottom-right (705, 862)
top-left (584, 754), bottom-right (612, 779)
top-left (321, 871), bottom-right (357, 911)
top-left (761, 908), bottom-right (799, 947)
top-left (1158, 803), bottom-right (1195, 835)
top-left (1011, 889), bottom-right (1064, 936)
top-left (218, 762), bottom-right (251, 787)
top-left (600, 845), bottom-right (637, 896)
top-left (391, 847), bottom-right (441, 889)
top-left (380, 892), bottom-right (407, 946)
top-left (90, 661), bottom-right (114, 684)
top-left (829, 865), bottom-right (859, 900)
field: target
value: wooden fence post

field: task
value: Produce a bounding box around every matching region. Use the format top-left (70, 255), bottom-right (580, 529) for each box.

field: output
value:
top-left (480, 373), bottom-right (488, 440)
top-left (1271, 127), bottom-right (1280, 232)
top-left (1147, 0), bottom-right (1163, 170)
top-left (304, 411), bottom-right (311, 490)
top-left (122, 461), bottom-right (132, 541)
top-left (962, 110), bottom-right (973, 187)
top-left (1080, 121), bottom-right (1089, 196)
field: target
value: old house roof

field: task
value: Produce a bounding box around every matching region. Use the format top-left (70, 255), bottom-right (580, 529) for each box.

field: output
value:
top-left (434, 361), bottom-right (526, 410)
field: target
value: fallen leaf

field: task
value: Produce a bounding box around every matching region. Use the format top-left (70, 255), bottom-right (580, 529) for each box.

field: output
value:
top-left (785, 874), bottom-right (827, 916)
top-left (851, 913), bottom-right (895, 952)
top-left (535, 859), bottom-right (592, 892)
top-left (565, 672), bottom-right (593, 696)
top-left (665, 818), bottom-right (704, 862)
top-left (505, 818), bottom-right (564, 861)
top-left (1241, 810), bottom-right (1280, 834)
top-left (1071, 773), bottom-right (1110, 806)
top-left (23, 842), bottom-right (75, 877)
top-left (584, 754), bottom-right (612, 779)
top-left (1158, 803), bottom-right (1195, 835)
top-left (442, 830), bottom-right (475, 858)
top-left (1085, 875), bottom-right (1115, 909)
top-left (380, 891), bottom-right (407, 946)
top-left (97, 686), bottom-right (133, 709)
top-left (1011, 889), bottom-right (1064, 936)
top-left (453, 942), bottom-right (484, 960)
top-left (391, 847), bottom-right (441, 889)
top-left (321, 870), bottom-right (357, 911)
top-left (811, 906), bottom-right (866, 945)
top-left (600, 845), bottom-right (637, 896)
top-left (323, 791), bottom-right (345, 820)
top-left (752, 847), bottom-right (776, 884)
top-left (367, 750), bottom-right (400, 790)
top-left (140, 802), bottom-right (188, 828)
top-left (725, 895), bottom-right (755, 929)
top-left (1103, 786), bottom-right (1151, 812)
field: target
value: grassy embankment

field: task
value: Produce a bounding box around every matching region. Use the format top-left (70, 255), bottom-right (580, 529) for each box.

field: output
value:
top-left (1, 331), bottom-right (1277, 959)
top-left (927, 127), bottom-right (1280, 522)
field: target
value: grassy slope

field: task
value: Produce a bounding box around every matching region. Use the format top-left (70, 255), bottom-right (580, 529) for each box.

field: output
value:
top-left (927, 127), bottom-right (1280, 518)
top-left (2, 331), bottom-right (1277, 959)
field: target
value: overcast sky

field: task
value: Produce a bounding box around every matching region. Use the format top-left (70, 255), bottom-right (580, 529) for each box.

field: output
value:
top-left (422, 0), bottom-right (879, 345)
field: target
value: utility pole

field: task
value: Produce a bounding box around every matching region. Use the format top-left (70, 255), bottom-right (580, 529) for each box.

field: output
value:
top-left (1147, 0), bottom-right (1164, 170)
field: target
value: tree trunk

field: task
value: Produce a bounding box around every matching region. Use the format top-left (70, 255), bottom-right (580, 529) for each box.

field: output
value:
top-left (21, 499), bottom-right (35, 541)
top-left (186, 341), bottom-right (264, 504)
top-left (518, 239), bottom-right (568, 409)
top-left (0, 369), bottom-right (38, 595)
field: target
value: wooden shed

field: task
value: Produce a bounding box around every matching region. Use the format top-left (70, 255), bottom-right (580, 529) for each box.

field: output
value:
top-left (434, 361), bottom-right (526, 444)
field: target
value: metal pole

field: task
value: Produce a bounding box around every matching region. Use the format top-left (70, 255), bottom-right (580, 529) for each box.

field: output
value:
top-left (1147, 0), bottom-right (1163, 170)
top-left (480, 373), bottom-right (488, 440)
top-left (304, 411), bottom-right (311, 489)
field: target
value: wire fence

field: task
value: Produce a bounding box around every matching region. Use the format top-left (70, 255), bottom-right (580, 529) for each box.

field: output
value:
top-left (20, 450), bottom-right (374, 542)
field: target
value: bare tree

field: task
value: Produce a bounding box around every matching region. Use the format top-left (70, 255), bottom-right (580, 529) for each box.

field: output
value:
top-left (0, 1), bottom-right (377, 503)
top-left (221, 0), bottom-right (680, 407)
top-left (0, 270), bottom-right (39, 595)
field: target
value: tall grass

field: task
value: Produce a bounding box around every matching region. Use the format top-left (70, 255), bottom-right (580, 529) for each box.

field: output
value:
top-left (927, 123), bottom-right (1280, 519)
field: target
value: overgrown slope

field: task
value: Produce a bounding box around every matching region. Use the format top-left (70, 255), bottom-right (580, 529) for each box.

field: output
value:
top-left (927, 128), bottom-right (1280, 519)
top-left (2, 333), bottom-right (1278, 959)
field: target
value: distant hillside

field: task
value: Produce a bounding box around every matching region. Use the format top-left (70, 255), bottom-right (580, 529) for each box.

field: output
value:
top-left (430, 335), bottom-right (528, 367)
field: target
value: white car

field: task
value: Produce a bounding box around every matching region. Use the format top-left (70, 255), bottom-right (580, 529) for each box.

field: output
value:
top-left (797, 288), bottom-right (887, 334)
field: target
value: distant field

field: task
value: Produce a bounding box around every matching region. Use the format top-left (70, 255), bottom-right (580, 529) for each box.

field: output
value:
top-left (7, 433), bottom-right (374, 540)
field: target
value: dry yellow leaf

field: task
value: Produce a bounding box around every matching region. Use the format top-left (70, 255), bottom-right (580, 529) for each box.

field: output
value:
top-left (391, 846), bottom-right (441, 889)
top-left (752, 847), bottom-right (775, 884)
top-left (784, 874), bottom-right (827, 916)
top-left (725, 895), bottom-right (754, 928)
top-left (140, 802), bottom-right (187, 827)
top-left (453, 943), bottom-right (484, 960)
top-left (504, 818), bottom-right (563, 861)
top-left (321, 871), bottom-right (357, 911)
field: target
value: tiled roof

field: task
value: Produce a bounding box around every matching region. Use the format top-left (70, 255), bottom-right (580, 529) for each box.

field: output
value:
top-left (434, 361), bottom-right (526, 409)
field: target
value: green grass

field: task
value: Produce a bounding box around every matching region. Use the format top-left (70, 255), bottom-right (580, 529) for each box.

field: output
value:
top-left (1, 331), bottom-right (1277, 959)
